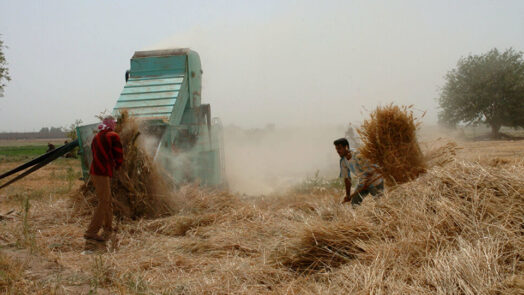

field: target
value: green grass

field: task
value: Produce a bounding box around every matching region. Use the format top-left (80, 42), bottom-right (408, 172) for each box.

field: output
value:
top-left (292, 171), bottom-right (344, 194)
top-left (0, 145), bottom-right (48, 162)
top-left (0, 145), bottom-right (48, 157)
top-left (0, 145), bottom-right (81, 164)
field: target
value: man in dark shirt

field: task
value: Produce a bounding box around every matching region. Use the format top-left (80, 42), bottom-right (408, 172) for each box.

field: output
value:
top-left (84, 116), bottom-right (123, 242)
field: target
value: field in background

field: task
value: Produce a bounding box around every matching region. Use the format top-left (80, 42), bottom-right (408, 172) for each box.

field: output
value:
top-left (0, 135), bottom-right (523, 294)
top-left (0, 138), bottom-right (68, 147)
top-left (461, 126), bottom-right (524, 139)
top-left (0, 139), bottom-right (68, 162)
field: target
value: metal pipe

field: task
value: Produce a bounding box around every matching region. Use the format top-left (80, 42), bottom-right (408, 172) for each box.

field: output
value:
top-left (0, 140), bottom-right (79, 190)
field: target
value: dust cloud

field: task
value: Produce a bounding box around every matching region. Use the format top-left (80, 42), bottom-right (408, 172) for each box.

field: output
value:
top-left (221, 122), bottom-right (463, 195)
top-left (222, 124), bottom-right (348, 195)
top-left (137, 123), bottom-right (350, 195)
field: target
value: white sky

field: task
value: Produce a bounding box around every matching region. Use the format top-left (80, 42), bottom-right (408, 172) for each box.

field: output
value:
top-left (0, 0), bottom-right (523, 131)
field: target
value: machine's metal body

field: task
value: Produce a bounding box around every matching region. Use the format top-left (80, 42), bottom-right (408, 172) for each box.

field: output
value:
top-left (76, 49), bottom-right (225, 186)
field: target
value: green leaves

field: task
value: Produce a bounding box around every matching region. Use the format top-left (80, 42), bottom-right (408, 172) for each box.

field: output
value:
top-left (438, 48), bottom-right (524, 137)
top-left (0, 35), bottom-right (10, 96)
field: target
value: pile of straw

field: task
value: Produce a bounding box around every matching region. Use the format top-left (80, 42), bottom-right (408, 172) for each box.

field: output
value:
top-left (358, 104), bottom-right (426, 185)
top-left (141, 185), bottom-right (240, 236)
top-left (76, 111), bottom-right (175, 219)
top-left (273, 159), bottom-right (524, 285)
top-left (423, 140), bottom-right (459, 168)
top-left (274, 217), bottom-right (375, 271)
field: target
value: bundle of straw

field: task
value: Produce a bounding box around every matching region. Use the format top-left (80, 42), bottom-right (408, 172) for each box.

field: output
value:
top-left (78, 111), bottom-right (175, 219)
top-left (275, 219), bottom-right (375, 271)
top-left (358, 104), bottom-right (426, 186)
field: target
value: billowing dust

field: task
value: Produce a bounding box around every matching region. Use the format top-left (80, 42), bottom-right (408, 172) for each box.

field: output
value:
top-left (221, 123), bottom-right (463, 195)
top-left (222, 124), bottom-right (347, 195)
top-left (132, 118), bottom-right (456, 197)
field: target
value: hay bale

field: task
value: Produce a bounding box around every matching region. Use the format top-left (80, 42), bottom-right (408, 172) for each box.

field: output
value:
top-left (358, 104), bottom-right (426, 185)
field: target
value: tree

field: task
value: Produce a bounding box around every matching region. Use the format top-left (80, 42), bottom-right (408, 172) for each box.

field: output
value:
top-left (0, 35), bottom-right (10, 96)
top-left (438, 48), bottom-right (524, 138)
top-left (65, 119), bottom-right (83, 141)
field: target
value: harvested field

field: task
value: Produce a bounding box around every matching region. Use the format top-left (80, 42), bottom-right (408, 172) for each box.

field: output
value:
top-left (0, 139), bottom-right (523, 294)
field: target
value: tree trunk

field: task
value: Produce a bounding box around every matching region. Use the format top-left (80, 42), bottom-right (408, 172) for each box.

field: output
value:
top-left (490, 123), bottom-right (501, 139)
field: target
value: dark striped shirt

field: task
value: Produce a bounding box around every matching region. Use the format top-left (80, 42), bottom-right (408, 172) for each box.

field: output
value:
top-left (89, 130), bottom-right (123, 177)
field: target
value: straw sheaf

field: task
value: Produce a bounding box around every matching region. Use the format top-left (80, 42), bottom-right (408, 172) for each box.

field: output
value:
top-left (358, 104), bottom-right (426, 185)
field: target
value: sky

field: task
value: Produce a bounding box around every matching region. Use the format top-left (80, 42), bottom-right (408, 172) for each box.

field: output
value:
top-left (0, 0), bottom-right (523, 132)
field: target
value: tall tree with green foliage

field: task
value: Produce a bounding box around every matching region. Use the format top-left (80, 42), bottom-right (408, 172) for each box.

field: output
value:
top-left (438, 48), bottom-right (524, 138)
top-left (0, 35), bottom-right (10, 96)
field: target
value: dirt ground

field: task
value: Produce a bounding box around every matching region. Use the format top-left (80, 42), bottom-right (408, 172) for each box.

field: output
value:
top-left (0, 138), bottom-right (523, 294)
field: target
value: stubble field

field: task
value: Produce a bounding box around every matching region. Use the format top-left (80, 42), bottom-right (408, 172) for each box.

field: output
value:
top-left (0, 137), bottom-right (523, 294)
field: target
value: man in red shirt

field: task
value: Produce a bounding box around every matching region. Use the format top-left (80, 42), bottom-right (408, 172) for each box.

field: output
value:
top-left (84, 116), bottom-right (123, 242)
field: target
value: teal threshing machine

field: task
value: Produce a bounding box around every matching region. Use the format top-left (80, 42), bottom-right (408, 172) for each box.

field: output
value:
top-left (1, 48), bottom-right (225, 189)
top-left (76, 48), bottom-right (225, 186)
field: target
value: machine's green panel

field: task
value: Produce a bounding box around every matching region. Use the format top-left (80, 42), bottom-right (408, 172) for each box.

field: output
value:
top-left (76, 123), bottom-right (99, 180)
top-left (117, 91), bottom-right (179, 101)
top-left (114, 76), bottom-right (184, 121)
top-left (130, 56), bottom-right (186, 77)
top-left (124, 76), bottom-right (184, 87)
top-left (187, 51), bottom-right (203, 109)
top-left (113, 51), bottom-right (189, 122)
top-left (115, 98), bottom-right (176, 109)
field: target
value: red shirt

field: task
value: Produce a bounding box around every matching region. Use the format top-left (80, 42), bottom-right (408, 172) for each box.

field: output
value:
top-left (89, 130), bottom-right (123, 177)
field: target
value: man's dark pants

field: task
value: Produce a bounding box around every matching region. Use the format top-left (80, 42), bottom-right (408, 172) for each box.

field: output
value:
top-left (352, 182), bottom-right (384, 205)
